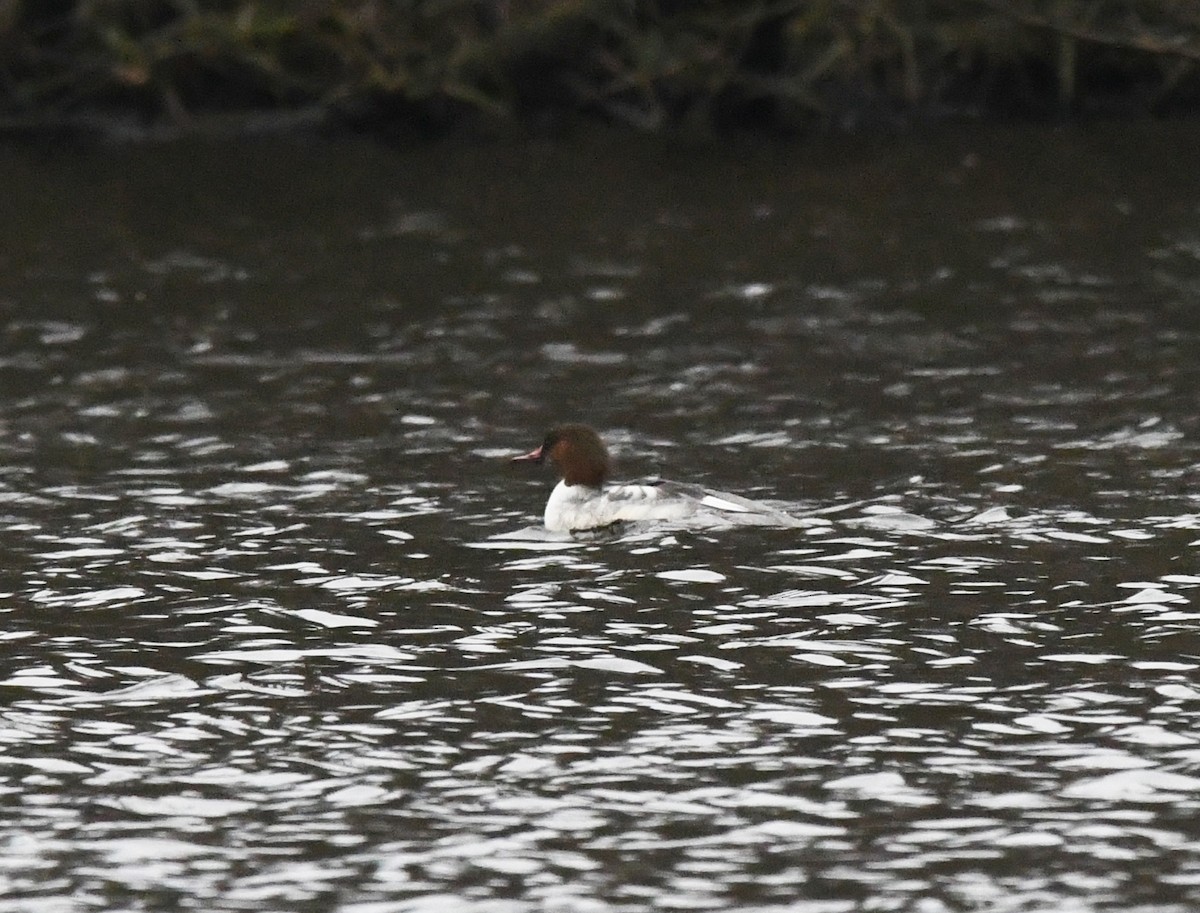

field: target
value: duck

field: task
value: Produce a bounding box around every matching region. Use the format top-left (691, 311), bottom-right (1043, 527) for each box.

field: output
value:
top-left (512, 423), bottom-right (800, 532)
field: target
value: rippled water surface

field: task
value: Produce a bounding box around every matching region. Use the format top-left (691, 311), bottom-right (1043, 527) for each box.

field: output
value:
top-left (2, 124), bottom-right (1200, 911)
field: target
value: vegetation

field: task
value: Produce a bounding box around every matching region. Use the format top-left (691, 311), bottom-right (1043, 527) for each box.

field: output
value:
top-left (2, 1), bottom-right (1200, 137)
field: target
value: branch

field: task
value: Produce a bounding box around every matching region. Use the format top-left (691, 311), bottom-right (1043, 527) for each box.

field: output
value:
top-left (973, 0), bottom-right (1200, 64)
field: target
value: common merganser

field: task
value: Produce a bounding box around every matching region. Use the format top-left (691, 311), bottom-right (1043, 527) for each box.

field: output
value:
top-left (512, 423), bottom-right (800, 532)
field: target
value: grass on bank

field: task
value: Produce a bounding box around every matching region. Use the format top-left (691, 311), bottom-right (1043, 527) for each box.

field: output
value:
top-left (2, 0), bottom-right (1200, 136)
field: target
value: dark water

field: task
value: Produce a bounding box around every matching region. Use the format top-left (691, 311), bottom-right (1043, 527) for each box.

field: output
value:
top-left (2, 123), bottom-right (1199, 912)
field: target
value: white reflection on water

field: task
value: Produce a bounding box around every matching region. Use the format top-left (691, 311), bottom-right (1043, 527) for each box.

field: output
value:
top-left (3, 144), bottom-right (1200, 912)
top-left (4, 472), bottom-right (1200, 913)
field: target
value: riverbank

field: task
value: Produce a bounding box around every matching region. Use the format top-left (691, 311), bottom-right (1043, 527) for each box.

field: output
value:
top-left (3, 1), bottom-right (1200, 143)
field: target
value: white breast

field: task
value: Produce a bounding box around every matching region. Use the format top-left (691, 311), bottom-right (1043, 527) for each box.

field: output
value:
top-left (544, 481), bottom-right (696, 531)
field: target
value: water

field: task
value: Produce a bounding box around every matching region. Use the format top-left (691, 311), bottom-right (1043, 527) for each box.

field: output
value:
top-left (1, 123), bottom-right (1199, 912)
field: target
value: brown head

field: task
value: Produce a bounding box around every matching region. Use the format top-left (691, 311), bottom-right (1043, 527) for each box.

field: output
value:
top-left (512, 423), bottom-right (610, 487)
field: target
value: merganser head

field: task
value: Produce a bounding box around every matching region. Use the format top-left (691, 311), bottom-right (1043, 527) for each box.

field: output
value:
top-left (512, 423), bottom-right (610, 487)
